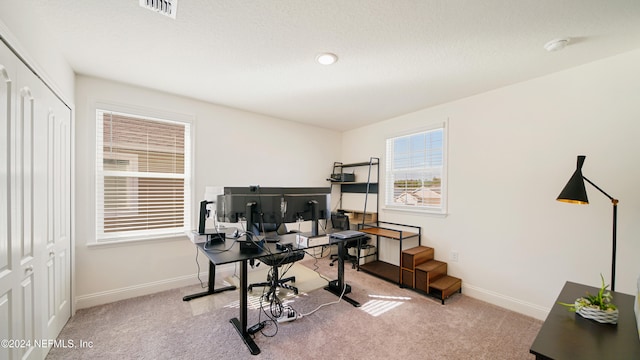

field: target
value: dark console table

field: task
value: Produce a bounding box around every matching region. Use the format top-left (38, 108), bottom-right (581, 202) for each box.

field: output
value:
top-left (530, 281), bottom-right (640, 359)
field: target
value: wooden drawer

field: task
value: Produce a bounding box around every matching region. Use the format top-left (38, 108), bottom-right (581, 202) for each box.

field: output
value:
top-left (415, 260), bottom-right (447, 293)
top-left (401, 268), bottom-right (415, 288)
top-left (401, 246), bottom-right (434, 270)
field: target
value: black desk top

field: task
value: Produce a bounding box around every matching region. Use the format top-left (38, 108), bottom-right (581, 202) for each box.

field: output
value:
top-left (196, 233), bottom-right (301, 265)
top-left (530, 281), bottom-right (640, 360)
top-left (197, 230), bottom-right (369, 266)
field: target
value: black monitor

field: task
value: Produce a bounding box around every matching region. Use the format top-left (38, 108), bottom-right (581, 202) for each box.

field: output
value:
top-left (216, 193), bottom-right (284, 236)
top-left (216, 186), bottom-right (330, 237)
top-left (282, 193), bottom-right (329, 236)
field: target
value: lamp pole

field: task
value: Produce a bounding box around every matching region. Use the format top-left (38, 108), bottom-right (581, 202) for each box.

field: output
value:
top-left (583, 177), bottom-right (618, 291)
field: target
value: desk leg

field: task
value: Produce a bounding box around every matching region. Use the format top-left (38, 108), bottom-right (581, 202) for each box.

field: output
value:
top-left (230, 259), bottom-right (260, 355)
top-left (398, 237), bottom-right (403, 288)
top-left (325, 241), bottom-right (361, 307)
top-left (183, 261), bottom-right (236, 301)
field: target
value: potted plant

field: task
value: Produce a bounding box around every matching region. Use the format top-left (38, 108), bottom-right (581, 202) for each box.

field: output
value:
top-left (559, 274), bottom-right (618, 324)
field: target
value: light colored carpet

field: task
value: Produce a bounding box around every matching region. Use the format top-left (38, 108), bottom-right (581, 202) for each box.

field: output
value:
top-left (187, 262), bottom-right (329, 317)
top-left (228, 261), bottom-right (329, 295)
top-left (46, 254), bottom-right (542, 360)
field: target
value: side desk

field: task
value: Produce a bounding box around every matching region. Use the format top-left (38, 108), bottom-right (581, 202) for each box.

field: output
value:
top-left (358, 222), bottom-right (421, 285)
top-left (183, 232), bottom-right (361, 356)
top-left (530, 281), bottom-right (640, 359)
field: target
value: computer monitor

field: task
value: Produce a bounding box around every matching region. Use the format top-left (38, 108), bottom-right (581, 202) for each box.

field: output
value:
top-left (216, 193), bottom-right (284, 236)
top-left (282, 193), bottom-right (329, 236)
top-left (216, 186), bottom-right (330, 237)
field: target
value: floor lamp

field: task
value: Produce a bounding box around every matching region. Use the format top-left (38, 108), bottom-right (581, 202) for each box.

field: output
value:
top-left (556, 155), bottom-right (619, 291)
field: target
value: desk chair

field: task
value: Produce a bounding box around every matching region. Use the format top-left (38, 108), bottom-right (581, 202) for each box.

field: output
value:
top-left (329, 212), bottom-right (369, 269)
top-left (248, 250), bottom-right (305, 299)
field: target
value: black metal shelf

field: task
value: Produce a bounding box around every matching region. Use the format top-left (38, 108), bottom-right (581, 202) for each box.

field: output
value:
top-left (334, 160), bottom-right (380, 168)
top-left (341, 182), bottom-right (378, 194)
top-left (357, 222), bottom-right (422, 286)
top-left (329, 158), bottom-right (380, 268)
top-left (329, 158), bottom-right (379, 219)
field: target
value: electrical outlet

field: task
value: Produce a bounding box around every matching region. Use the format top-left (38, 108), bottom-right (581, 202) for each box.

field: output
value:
top-left (450, 251), bottom-right (459, 262)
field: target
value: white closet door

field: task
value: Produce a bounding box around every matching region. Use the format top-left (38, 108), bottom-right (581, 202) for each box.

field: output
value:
top-left (16, 52), bottom-right (40, 360)
top-left (0, 40), bottom-right (40, 360)
top-left (42, 86), bottom-right (71, 343)
top-left (0, 38), bottom-right (18, 360)
top-left (0, 39), bottom-right (72, 360)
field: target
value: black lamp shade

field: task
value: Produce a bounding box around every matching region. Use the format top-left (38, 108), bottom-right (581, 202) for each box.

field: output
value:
top-left (557, 155), bottom-right (589, 204)
top-left (555, 154), bottom-right (619, 291)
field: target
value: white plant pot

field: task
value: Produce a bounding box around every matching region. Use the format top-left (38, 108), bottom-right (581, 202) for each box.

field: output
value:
top-left (576, 304), bottom-right (619, 324)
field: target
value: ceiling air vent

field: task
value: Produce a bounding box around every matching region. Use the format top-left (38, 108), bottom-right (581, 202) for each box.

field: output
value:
top-left (139, 0), bottom-right (178, 19)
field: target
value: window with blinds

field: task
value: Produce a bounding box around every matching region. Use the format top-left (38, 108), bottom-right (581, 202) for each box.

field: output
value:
top-left (96, 109), bottom-right (191, 242)
top-left (385, 122), bottom-right (446, 213)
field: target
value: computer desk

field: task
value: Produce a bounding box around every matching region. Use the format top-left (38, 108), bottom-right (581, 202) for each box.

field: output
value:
top-left (183, 232), bottom-right (365, 355)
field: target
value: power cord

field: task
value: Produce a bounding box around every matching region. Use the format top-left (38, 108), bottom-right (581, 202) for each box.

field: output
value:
top-left (194, 246), bottom-right (207, 289)
top-left (300, 281), bottom-right (348, 318)
top-left (248, 251), bottom-right (349, 337)
top-left (252, 280), bottom-right (282, 338)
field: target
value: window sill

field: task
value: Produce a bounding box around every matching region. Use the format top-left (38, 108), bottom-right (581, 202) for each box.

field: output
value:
top-left (382, 206), bottom-right (448, 218)
top-left (88, 232), bottom-right (189, 247)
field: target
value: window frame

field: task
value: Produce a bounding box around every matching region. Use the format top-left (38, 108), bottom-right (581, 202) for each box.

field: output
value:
top-left (94, 104), bottom-right (193, 244)
top-left (384, 120), bottom-right (448, 215)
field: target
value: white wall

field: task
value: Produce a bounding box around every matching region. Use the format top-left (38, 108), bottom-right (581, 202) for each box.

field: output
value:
top-left (0, 2), bottom-right (75, 104)
top-left (5, 0), bottom-right (638, 319)
top-left (342, 49), bottom-right (640, 320)
top-left (74, 75), bottom-right (341, 308)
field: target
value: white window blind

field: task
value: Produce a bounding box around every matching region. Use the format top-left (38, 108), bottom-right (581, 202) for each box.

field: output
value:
top-left (96, 109), bottom-right (191, 242)
top-left (385, 123), bottom-right (446, 213)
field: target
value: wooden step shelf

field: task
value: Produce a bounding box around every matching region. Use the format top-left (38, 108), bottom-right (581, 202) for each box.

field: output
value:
top-left (414, 260), bottom-right (447, 293)
top-left (400, 246), bottom-right (433, 288)
top-left (398, 245), bottom-right (462, 304)
top-left (429, 275), bottom-right (462, 304)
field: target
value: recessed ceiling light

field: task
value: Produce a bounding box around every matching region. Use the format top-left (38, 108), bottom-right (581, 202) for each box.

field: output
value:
top-left (316, 52), bottom-right (338, 65)
top-left (544, 38), bottom-right (570, 52)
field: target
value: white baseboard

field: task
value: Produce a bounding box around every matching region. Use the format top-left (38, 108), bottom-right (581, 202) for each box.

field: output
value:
top-left (462, 283), bottom-right (550, 321)
top-left (75, 264), bottom-right (238, 309)
top-left (74, 267), bottom-right (550, 321)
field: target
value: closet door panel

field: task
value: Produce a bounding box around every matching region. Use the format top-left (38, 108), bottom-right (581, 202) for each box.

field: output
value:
top-left (18, 86), bottom-right (34, 263)
top-left (19, 272), bottom-right (36, 359)
top-left (43, 92), bottom-right (71, 341)
top-left (0, 43), bottom-right (13, 294)
top-left (15, 59), bottom-right (41, 360)
top-left (0, 41), bottom-right (16, 360)
top-left (0, 40), bottom-right (37, 360)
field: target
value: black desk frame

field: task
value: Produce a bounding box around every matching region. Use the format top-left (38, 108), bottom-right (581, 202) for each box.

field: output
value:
top-left (184, 234), bottom-right (361, 355)
top-left (182, 260), bottom-right (236, 301)
top-left (323, 236), bottom-right (368, 307)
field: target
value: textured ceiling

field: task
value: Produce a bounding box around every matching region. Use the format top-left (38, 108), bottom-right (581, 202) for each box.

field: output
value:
top-left (21, 0), bottom-right (640, 131)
